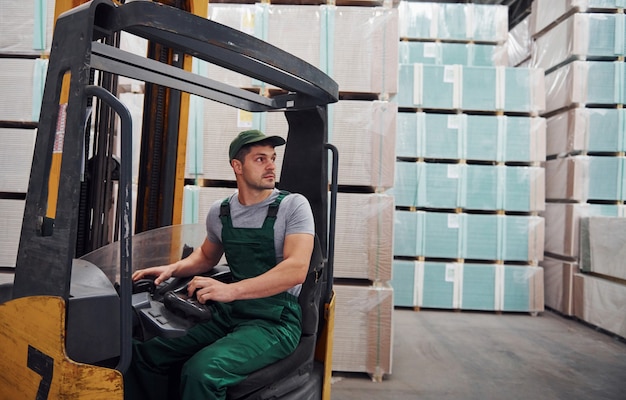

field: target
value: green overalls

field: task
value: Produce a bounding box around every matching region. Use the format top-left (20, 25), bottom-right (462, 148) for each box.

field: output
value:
top-left (125, 192), bottom-right (302, 400)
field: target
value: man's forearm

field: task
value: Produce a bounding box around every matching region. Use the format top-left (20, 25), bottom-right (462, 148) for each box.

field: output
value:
top-left (173, 240), bottom-right (222, 277)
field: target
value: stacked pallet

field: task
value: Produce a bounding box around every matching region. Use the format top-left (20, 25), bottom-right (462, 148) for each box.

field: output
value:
top-left (179, 0), bottom-right (398, 381)
top-left (393, 1), bottom-right (546, 314)
top-left (0, 1), bottom-right (56, 267)
top-left (530, 0), bottom-right (626, 336)
top-left (577, 217), bottom-right (626, 338)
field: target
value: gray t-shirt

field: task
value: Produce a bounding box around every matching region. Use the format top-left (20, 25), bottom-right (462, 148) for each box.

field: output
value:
top-left (205, 189), bottom-right (315, 296)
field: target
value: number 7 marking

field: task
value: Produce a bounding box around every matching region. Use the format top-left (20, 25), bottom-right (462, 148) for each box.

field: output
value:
top-left (27, 345), bottom-right (53, 400)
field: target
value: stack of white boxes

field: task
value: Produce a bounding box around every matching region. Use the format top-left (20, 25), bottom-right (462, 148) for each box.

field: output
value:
top-left (530, 0), bottom-right (626, 336)
top-left (393, 1), bottom-right (546, 314)
top-left (180, 0), bottom-right (398, 381)
top-left (0, 1), bottom-right (56, 267)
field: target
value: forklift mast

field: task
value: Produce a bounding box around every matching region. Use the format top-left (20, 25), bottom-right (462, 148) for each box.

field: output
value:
top-left (12, 0), bottom-right (338, 302)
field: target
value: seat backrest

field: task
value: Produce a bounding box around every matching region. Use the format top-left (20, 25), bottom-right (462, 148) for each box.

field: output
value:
top-left (298, 234), bottom-right (325, 337)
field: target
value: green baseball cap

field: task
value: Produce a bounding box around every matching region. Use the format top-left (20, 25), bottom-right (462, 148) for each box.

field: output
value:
top-left (228, 129), bottom-right (286, 161)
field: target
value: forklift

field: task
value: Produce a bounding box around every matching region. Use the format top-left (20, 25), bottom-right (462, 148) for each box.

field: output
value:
top-left (0, 0), bottom-right (339, 398)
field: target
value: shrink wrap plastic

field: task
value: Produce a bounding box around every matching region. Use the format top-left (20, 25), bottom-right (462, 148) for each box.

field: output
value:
top-left (185, 99), bottom-right (280, 181)
top-left (398, 1), bottom-right (508, 43)
top-left (0, 129), bottom-right (36, 193)
top-left (0, 200), bottom-right (26, 267)
top-left (332, 283), bottom-right (393, 381)
top-left (507, 15), bottom-right (532, 67)
top-left (329, 100), bottom-right (397, 189)
top-left (182, 186), bottom-right (237, 225)
top-left (0, 0), bottom-right (55, 53)
top-left (335, 193), bottom-right (394, 281)
top-left (0, 58), bottom-right (47, 122)
top-left (185, 98), bottom-right (396, 189)
top-left (206, 3), bottom-right (398, 95)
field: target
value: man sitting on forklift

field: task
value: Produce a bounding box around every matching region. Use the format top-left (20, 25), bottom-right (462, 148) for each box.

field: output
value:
top-left (125, 129), bottom-right (315, 400)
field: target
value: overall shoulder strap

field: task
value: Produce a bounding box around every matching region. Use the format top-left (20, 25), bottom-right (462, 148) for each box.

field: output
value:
top-left (219, 196), bottom-right (231, 217)
top-left (267, 190), bottom-right (290, 218)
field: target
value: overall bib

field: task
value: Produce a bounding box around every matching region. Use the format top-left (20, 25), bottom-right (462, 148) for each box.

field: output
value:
top-left (126, 192), bottom-right (302, 400)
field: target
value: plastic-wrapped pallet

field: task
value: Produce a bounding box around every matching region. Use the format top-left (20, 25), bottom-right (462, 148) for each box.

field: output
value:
top-left (181, 185), bottom-right (241, 267)
top-left (500, 265), bottom-right (545, 313)
top-left (394, 210), bottom-right (544, 262)
top-left (543, 202), bottom-right (625, 259)
top-left (328, 5), bottom-right (398, 95)
top-left (532, 13), bottom-right (626, 73)
top-left (544, 60), bottom-right (626, 113)
top-left (394, 162), bottom-right (545, 212)
top-left (530, 0), bottom-right (625, 37)
top-left (266, 5), bottom-right (324, 73)
top-left (118, 32), bottom-right (148, 91)
top-left (0, 200), bottom-right (25, 267)
top-left (540, 256), bottom-right (577, 316)
top-left (329, 100), bottom-right (396, 189)
top-left (392, 260), bottom-right (544, 313)
top-left (398, 1), bottom-right (508, 43)
top-left (397, 64), bottom-right (545, 113)
top-left (206, 3), bottom-right (263, 88)
top-left (545, 155), bottom-right (626, 202)
top-left (207, 4), bottom-right (398, 95)
top-left (185, 98), bottom-right (283, 182)
top-left (399, 41), bottom-right (507, 67)
top-left (396, 113), bottom-right (546, 163)
top-left (0, 58), bottom-right (48, 122)
top-left (182, 185), bottom-right (237, 225)
top-left (0, 0), bottom-right (55, 53)
top-left (546, 108), bottom-right (626, 156)
top-left (332, 282), bottom-right (393, 381)
top-left (334, 193), bottom-right (393, 282)
top-left (116, 92), bottom-right (145, 182)
top-left (579, 216), bottom-right (626, 280)
top-left (266, 99), bottom-right (397, 189)
top-left (573, 273), bottom-right (626, 338)
top-left (0, 128), bottom-right (36, 193)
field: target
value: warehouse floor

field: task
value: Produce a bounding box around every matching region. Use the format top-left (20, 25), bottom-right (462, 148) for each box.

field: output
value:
top-left (330, 309), bottom-right (626, 400)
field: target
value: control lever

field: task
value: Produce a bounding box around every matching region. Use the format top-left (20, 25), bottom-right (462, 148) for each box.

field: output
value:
top-left (132, 278), bottom-right (156, 294)
top-left (163, 286), bottom-right (213, 321)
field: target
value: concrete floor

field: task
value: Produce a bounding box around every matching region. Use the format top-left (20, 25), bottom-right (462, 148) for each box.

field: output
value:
top-left (330, 309), bottom-right (626, 400)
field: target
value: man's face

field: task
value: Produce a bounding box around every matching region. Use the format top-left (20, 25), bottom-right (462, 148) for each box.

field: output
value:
top-left (238, 144), bottom-right (278, 190)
